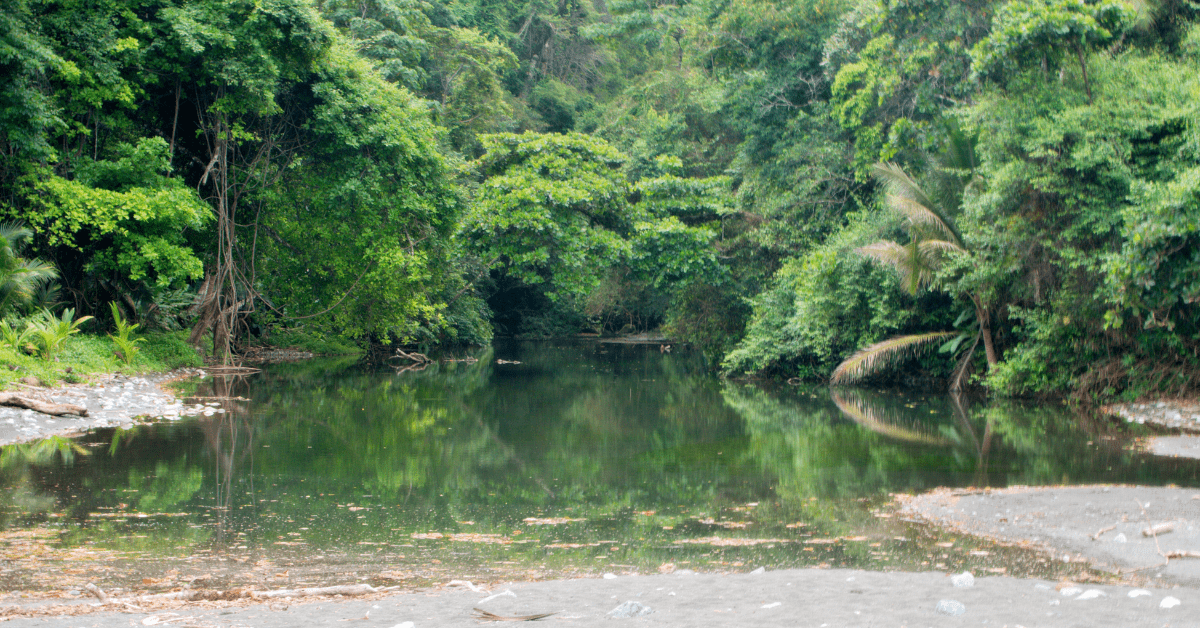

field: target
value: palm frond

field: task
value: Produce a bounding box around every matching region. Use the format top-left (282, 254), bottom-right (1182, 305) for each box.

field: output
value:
top-left (871, 162), bottom-right (937, 211)
top-left (830, 331), bottom-right (957, 385)
top-left (857, 240), bottom-right (940, 294)
top-left (873, 163), bottom-right (967, 250)
top-left (917, 239), bottom-right (966, 257)
top-left (888, 194), bottom-right (964, 248)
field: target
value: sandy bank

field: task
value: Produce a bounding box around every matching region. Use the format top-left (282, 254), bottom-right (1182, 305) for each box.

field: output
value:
top-left (1, 567), bottom-right (1196, 627)
top-left (899, 485), bottom-right (1200, 585)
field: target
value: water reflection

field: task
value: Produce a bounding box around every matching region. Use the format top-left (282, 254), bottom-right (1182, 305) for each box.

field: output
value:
top-left (0, 341), bottom-right (1196, 593)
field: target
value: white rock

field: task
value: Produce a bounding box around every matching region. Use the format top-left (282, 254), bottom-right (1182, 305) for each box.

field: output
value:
top-left (603, 573), bottom-right (617, 580)
top-left (1160, 596), bottom-right (1181, 609)
top-left (1060, 587), bottom-right (1082, 597)
top-left (934, 600), bottom-right (965, 616)
top-left (390, 623), bottom-right (415, 628)
top-left (1113, 533), bottom-right (1127, 543)
top-left (951, 572), bottom-right (974, 588)
top-left (750, 567), bottom-right (765, 575)
top-left (1128, 590), bottom-right (1151, 598)
top-left (761, 602), bottom-right (781, 609)
top-left (1076, 589), bottom-right (1106, 600)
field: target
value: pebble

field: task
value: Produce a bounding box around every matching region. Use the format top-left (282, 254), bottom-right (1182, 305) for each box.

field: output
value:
top-left (935, 600), bottom-right (966, 616)
top-left (607, 601), bottom-right (653, 619)
top-left (1160, 596), bottom-right (1181, 609)
top-left (950, 572), bottom-right (974, 588)
top-left (1060, 588), bottom-right (1081, 597)
top-left (750, 567), bottom-right (765, 575)
top-left (390, 623), bottom-right (414, 628)
top-left (1128, 590), bottom-right (1151, 598)
top-left (1076, 589), bottom-right (1106, 600)
top-left (603, 573), bottom-right (617, 580)
top-left (1113, 533), bottom-right (1127, 543)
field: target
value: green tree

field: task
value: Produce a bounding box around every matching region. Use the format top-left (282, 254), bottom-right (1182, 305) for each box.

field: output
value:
top-left (971, 0), bottom-right (1133, 103)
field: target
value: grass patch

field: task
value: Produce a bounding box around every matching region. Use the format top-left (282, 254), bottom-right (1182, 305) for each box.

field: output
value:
top-left (1, 331), bottom-right (202, 390)
top-left (258, 330), bottom-right (363, 356)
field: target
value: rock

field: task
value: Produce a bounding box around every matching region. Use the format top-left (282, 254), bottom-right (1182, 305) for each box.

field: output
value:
top-left (19, 376), bottom-right (42, 387)
top-left (950, 571), bottom-right (974, 588)
top-left (1128, 590), bottom-right (1151, 598)
top-left (750, 567), bottom-right (766, 575)
top-left (1113, 533), bottom-right (1127, 543)
top-left (602, 573), bottom-right (618, 580)
top-left (935, 600), bottom-right (966, 616)
top-left (390, 623), bottom-right (415, 628)
top-left (1060, 587), bottom-right (1081, 597)
top-left (1160, 596), bottom-right (1181, 609)
top-left (607, 601), bottom-right (653, 619)
top-left (761, 602), bottom-right (781, 609)
top-left (1076, 589), bottom-right (1106, 600)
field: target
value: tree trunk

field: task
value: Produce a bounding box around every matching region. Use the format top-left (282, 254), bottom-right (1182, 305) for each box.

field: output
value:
top-left (975, 298), bottom-right (999, 368)
top-left (1075, 45), bottom-right (1092, 104)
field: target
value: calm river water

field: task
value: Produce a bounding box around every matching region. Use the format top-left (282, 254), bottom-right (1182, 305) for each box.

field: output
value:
top-left (1, 339), bottom-right (1197, 593)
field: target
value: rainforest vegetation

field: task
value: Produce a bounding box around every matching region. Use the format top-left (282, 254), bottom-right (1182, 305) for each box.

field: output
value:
top-left (1, 0), bottom-right (1198, 398)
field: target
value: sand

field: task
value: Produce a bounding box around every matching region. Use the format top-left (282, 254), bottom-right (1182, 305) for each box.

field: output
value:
top-left (2, 567), bottom-right (1197, 627)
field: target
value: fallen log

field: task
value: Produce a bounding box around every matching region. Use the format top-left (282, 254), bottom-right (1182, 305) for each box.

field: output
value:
top-left (0, 392), bottom-right (87, 417)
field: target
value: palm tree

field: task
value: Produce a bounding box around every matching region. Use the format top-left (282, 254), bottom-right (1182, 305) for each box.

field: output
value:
top-left (0, 222), bottom-right (58, 316)
top-left (831, 158), bottom-right (997, 390)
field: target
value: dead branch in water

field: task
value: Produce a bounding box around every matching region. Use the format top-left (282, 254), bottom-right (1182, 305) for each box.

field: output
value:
top-left (1090, 524), bottom-right (1117, 540)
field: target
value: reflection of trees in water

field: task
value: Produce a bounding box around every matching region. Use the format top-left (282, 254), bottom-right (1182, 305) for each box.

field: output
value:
top-left (199, 374), bottom-right (257, 546)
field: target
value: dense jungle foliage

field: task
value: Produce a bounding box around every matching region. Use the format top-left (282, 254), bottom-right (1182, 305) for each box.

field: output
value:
top-left (1, 0), bottom-right (1198, 398)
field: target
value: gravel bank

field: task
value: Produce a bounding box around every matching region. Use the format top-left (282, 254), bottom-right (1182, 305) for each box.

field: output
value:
top-left (0, 369), bottom-right (209, 445)
top-left (1105, 400), bottom-right (1200, 433)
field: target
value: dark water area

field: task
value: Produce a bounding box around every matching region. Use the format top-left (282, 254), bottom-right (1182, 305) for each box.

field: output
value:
top-left (1, 339), bottom-right (1197, 593)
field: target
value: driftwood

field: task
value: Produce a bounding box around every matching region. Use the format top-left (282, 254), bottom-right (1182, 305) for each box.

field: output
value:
top-left (0, 392), bottom-right (87, 417)
top-left (393, 349), bottom-right (431, 364)
top-left (1142, 522), bottom-right (1176, 537)
top-left (85, 583), bottom-right (395, 605)
top-left (1090, 524), bottom-right (1117, 540)
top-left (85, 583), bottom-right (109, 603)
top-left (1165, 550), bottom-right (1200, 559)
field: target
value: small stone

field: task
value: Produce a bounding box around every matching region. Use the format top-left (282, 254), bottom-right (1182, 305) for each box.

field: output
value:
top-left (608, 601), bottom-right (653, 619)
top-left (750, 567), bottom-right (765, 575)
top-left (1113, 533), bottom-right (1127, 543)
top-left (1128, 590), bottom-right (1151, 598)
top-left (761, 602), bottom-right (781, 609)
top-left (1060, 587), bottom-right (1082, 597)
top-left (951, 572), bottom-right (974, 588)
top-left (1160, 596), bottom-right (1181, 609)
top-left (603, 573), bottom-right (617, 580)
top-left (935, 600), bottom-right (966, 616)
top-left (390, 623), bottom-right (415, 628)
top-left (1076, 590), bottom-right (1106, 600)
